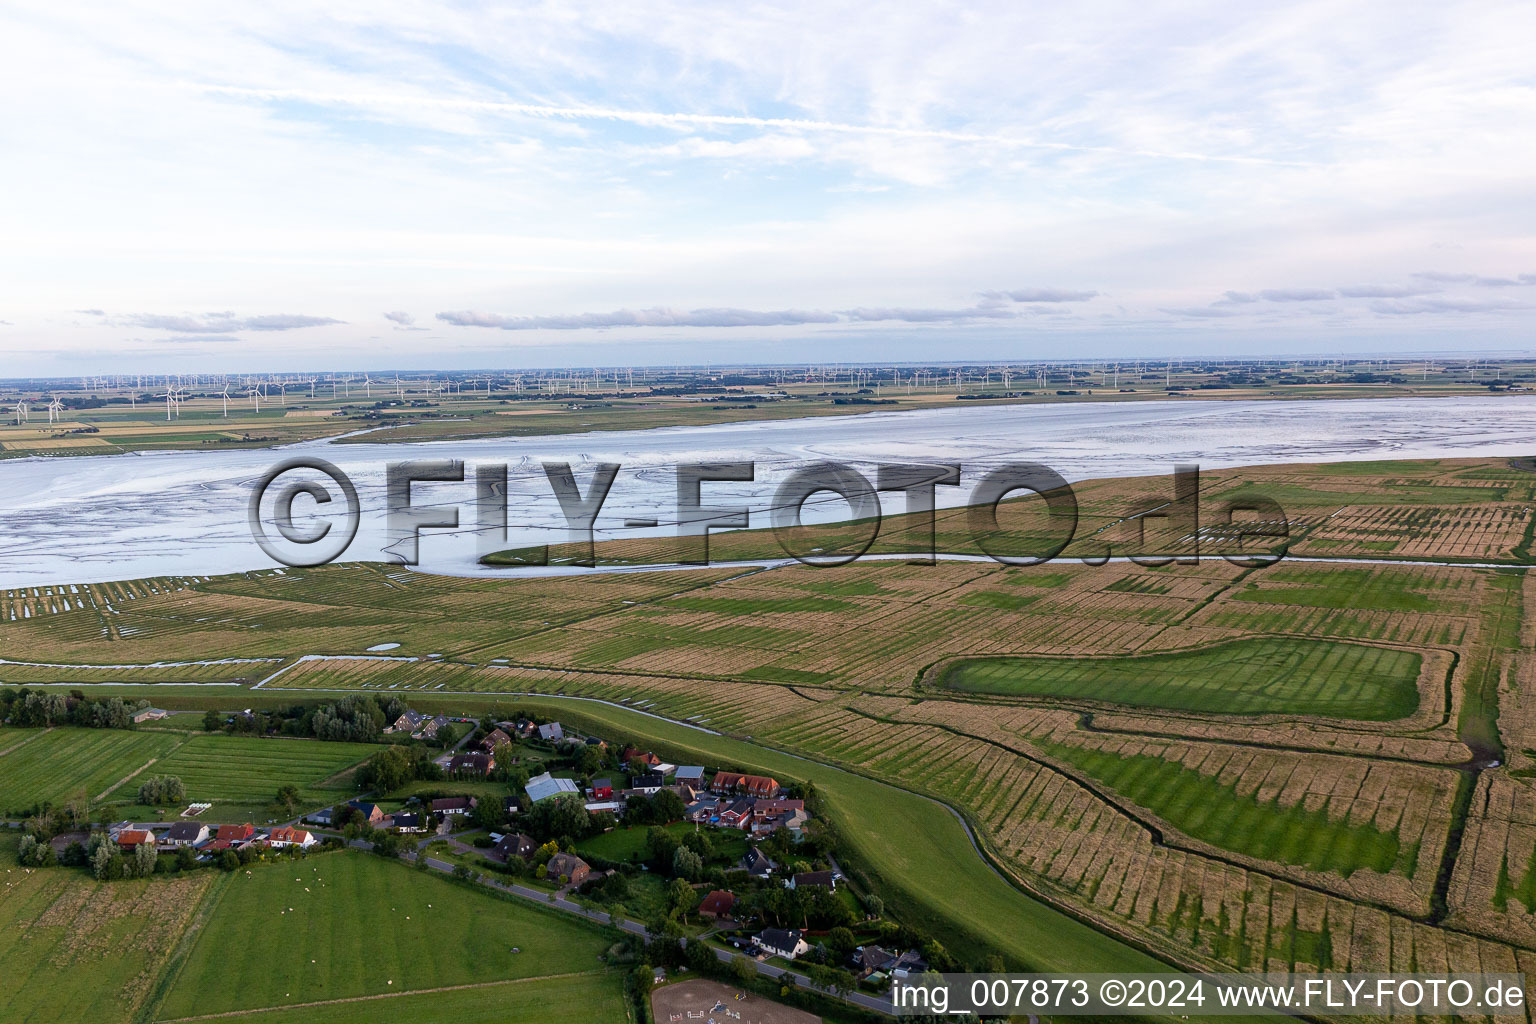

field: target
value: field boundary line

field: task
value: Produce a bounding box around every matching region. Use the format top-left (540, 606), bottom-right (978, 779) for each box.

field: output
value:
top-left (0, 727), bottom-right (50, 758)
top-left (153, 970), bottom-right (603, 1022)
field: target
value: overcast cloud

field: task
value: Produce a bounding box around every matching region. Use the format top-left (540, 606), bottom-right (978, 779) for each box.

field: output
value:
top-left (0, 1), bottom-right (1533, 372)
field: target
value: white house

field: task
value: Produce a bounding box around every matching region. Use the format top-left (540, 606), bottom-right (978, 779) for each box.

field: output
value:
top-left (754, 928), bottom-right (808, 960)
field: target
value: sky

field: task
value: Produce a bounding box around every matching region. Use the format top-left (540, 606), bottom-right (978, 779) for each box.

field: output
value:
top-left (1, 1), bottom-right (1534, 374)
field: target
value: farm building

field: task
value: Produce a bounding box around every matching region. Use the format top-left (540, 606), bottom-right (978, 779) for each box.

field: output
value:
top-left (525, 771), bottom-right (579, 803)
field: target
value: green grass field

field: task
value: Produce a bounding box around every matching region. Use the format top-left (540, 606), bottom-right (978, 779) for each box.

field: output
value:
top-left (1038, 740), bottom-right (1412, 877)
top-left (155, 852), bottom-right (615, 1019)
top-left (0, 727), bottom-right (185, 813)
top-left (118, 734), bottom-right (377, 806)
top-left (939, 637), bottom-right (1422, 720)
top-left (576, 820), bottom-right (751, 865)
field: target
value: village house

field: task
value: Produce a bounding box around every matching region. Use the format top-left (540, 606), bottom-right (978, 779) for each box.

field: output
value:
top-left (209, 823), bottom-right (257, 851)
top-left (749, 798), bottom-right (806, 836)
top-left (536, 721), bottom-right (564, 742)
top-left (622, 747), bottom-right (661, 768)
top-left (739, 848), bottom-right (776, 879)
top-left (685, 794), bottom-right (720, 823)
top-left (710, 771), bottom-right (780, 798)
top-left (267, 826), bottom-right (317, 849)
top-left (589, 778), bottom-right (614, 799)
top-left (716, 798), bottom-right (754, 830)
top-left (674, 765), bottom-right (705, 786)
top-left (346, 799), bottom-right (385, 825)
top-left (525, 771), bottom-right (579, 803)
top-left (753, 927), bottom-right (808, 960)
top-left (387, 812), bottom-right (425, 832)
top-left (479, 727), bottom-right (512, 751)
top-left (430, 796), bottom-right (477, 816)
top-left (447, 751), bottom-right (493, 777)
top-left (131, 707), bottom-right (169, 724)
top-left (630, 771), bottom-right (665, 795)
top-left (544, 852), bottom-right (590, 885)
top-left (697, 889), bottom-right (737, 921)
top-left (115, 829), bottom-right (155, 848)
top-left (160, 822), bottom-right (208, 848)
top-left (490, 832), bottom-right (537, 862)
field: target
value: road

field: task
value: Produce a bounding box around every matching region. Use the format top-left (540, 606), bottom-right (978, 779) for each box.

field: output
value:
top-left (348, 838), bottom-right (898, 1016)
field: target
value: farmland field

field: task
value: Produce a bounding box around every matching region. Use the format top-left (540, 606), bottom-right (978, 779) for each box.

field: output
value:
top-left (0, 727), bottom-right (184, 814)
top-left (129, 734), bottom-right (375, 800)
top-left (0, 835), bottom-right (215, 1024)
top-left (938, 637), bottom-right (1424, 720)
top-left (154, 852), bottom-right (616, 1019)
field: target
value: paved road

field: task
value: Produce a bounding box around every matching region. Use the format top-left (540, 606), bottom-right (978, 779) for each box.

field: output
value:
top-left (345, 839), bottom-right (897, 1016)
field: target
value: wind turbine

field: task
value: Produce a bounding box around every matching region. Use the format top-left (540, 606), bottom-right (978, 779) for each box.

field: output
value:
top-left (219, 385), bottom-right (231, 417)
top-left (362, 375), bottom-right (374, 398)
top-left (47, 395), bottom-right (64, 424)
top-left (13, 400), bottom-right (28, 425)
top-left (393, 374), bottom-right (404, 398)
top-left (247, 385), bottom-right (261, 410)
top-left (307, 378), bottom-right (317, 399)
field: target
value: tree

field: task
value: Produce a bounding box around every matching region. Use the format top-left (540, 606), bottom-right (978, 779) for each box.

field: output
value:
top-left (685, 938), bottom-right (717, 974)
top-left (274, 784), bottom-right (301, 814)
top-left (90, 842), bottom-right (116, 880)
top-left (826, 926), bottom-right (856, 961)
top-left (651, 788), bottom-right (686, 823)
top-left (133, 841), bottom-right (158, 878)
top-left (668, 877), bottom-right (698, 918)
top-left (203, 709), bottom-right (223, 731)
top-left (534, 840), bottom-right (559, 866)
top-left (218, 849), bottom-right (240, 871)
top-left (137, 775), bottom-right (185, 806)
top-left (731, 954), bottom-right (756, 987)
top-left (17, 834), bottom-right (54, 867)
top-left (357, 745), bottom-right (417, 793)
top-left (862, 893), bottom-right (884, 919)
top-left (175, 846), bottom-right (197, 871)
top-left (577, 744), bottom-right (603, 775)
top-left (672, 845), bottom-right (703, 882)
top-left (645, 826), bottom-right (680, 868)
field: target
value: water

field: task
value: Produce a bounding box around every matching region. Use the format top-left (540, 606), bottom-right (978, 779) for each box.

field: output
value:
top-left (0, 395), bottom-right (1532, 588)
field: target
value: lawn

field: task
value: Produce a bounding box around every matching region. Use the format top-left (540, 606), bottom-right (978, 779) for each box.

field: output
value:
top-left (155, 852), bottom-right (614, 1019)
top-left (1038, 740), bottom-right (1412, 877)
top-left (0, 727), bottom-right (185, 814)
top-left (576, 820), bottom-right (750, 865)
top-left (154, 973), bottom-right (630, 1024)
top-left (939, 637), bottom-right (1422, 720)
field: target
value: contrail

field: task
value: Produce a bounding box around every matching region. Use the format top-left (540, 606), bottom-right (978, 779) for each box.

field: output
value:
top-left (189, 83), bottom-right (1309, 167)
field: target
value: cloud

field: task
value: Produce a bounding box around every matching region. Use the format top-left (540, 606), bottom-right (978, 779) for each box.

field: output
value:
top-left (150, 334), bottom-right (241, 343)
top-left (75, 308), bottom-right (105, 316)
top-left (1160, 307), bottom-right (1243, 318)
top-left (843, 306), bottom-right (1020, 323)
top-left (1336, 284), bottom-right (1437, 298)
top-left (436, 307), bottom-right (839, 330)
top-left (1258, 288), bottom-right (1335, 302)
top-left (195, 85), bottom-right (1307, 168)
top-left (383, 310), bottom-right (416, 326)
top-left (119, 312), bottom-right (343, 333)
top-left (978, 288), bottom-right (1099, 303)
top-left (1369, 297), bottom-right (1531, 315)
top-left (1215, 291), bottom-right (1259, 304)
top-left (1412, 272), bottom-right (1530, 287)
